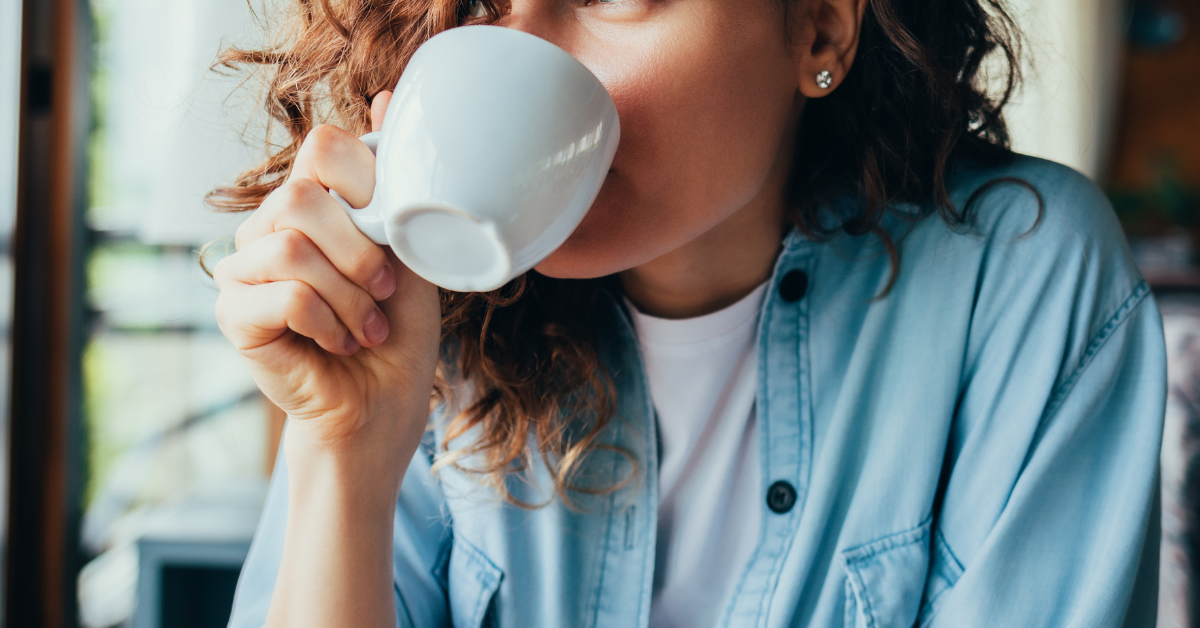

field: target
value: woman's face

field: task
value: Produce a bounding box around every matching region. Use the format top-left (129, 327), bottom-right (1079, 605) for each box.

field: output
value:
top-left (492, 0), bottom-right (807, 279)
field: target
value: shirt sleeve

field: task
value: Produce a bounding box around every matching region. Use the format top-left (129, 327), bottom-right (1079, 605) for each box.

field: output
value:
top-left (227, 432), bottom-right (453, 628)
top-left (921, 162), bottom-right (1167, 628)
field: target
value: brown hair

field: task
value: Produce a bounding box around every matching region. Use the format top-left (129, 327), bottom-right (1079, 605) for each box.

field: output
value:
top-left (208, 0), bottom-right (1025, 507)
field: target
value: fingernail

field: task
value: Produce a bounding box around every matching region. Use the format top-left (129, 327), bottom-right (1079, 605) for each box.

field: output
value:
top-left (363, 308), bottom-right (389, 345)
top-left (369, 263), bottom-right (396, 300)
top-left (344, 336), bottom-right (360, 354)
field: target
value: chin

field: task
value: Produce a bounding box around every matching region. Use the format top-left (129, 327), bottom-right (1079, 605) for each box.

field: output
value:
top-left (532, 229), bottom-right (625, 280)
top-left (532, 177), bottom-right (644, 280)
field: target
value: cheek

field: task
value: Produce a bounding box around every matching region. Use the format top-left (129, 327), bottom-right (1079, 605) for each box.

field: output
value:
top-left (536, 11), bottom-right (798, 279)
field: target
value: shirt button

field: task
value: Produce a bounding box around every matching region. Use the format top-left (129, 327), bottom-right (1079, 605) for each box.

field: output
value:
top-left (778, 270), bottom-right (808, 303)
top-left (766, 480), bottom-right (797, 514)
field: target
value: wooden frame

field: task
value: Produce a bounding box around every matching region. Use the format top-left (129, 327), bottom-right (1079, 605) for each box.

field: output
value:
top-left (6, 0), bottom-right (90, 625)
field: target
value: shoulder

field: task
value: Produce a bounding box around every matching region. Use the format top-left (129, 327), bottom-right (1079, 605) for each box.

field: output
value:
top-left (873, 154), bottom-right (1156, 394)
top-left (821, 153), bottom-right (1136, 289)
top-left (906, 153), bottom-right (1148, 326)
top-left (805, 152), bottom-right (1153, 359)
top-left (945, 153), bottom-right (1121, 250)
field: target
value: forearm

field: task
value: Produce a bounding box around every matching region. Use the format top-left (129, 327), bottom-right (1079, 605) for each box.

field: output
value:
top-left (265, 421), bottom-right (418, 628)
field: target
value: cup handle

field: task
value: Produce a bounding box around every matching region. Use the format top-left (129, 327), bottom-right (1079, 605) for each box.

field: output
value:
top-left (328, 130), bottom-right (388, 245)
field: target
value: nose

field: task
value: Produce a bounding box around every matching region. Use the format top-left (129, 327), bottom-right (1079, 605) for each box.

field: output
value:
top-left (492, 1), bottom-right (571, 53)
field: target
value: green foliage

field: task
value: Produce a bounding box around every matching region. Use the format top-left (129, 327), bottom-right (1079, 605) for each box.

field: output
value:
top-left (1108, 153), bottom-right (1200, 232)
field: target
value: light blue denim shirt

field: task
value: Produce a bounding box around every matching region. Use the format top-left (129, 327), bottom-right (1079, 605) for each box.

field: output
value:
top-left (229, 155), bottom-right (1166, 628)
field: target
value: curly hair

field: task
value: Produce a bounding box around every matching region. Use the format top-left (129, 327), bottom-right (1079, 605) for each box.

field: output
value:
top-left (208, 0), bottom-right (1025, 507)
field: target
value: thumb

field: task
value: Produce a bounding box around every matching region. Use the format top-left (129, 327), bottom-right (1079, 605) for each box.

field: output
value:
top-left (371, 91), bottom-right (394, 132)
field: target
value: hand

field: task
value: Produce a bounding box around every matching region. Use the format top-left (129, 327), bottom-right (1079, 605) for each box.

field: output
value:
top-left (214, 91), bottom-right (439, 452)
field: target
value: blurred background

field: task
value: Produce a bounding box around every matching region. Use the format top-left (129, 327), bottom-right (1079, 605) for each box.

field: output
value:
top-left (0, 0), bottom-right (1197, 626)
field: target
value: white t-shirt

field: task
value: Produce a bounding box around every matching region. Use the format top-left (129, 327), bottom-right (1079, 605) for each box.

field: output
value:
top-left (624, 281), bottom-right (768, 628)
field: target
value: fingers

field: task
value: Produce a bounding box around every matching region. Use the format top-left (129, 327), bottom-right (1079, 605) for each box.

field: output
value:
top-left (216, 279), bottom-right (358, 357)
top-left (216, 229), bottom-right (391, 350)
top-left (236, 124), bottom-right (391, 301)
top-left (291, 124), bottom-right (376, 209)
top-left (236, 177), bottom-right (396, 302)
top-left (371, 91), bottom-right (393, 132)
top-left (218, 121), bottom-right (407, 360)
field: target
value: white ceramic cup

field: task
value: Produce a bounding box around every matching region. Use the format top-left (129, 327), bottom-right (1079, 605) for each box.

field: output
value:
top-left (330, 25), bottom-right (620, 293)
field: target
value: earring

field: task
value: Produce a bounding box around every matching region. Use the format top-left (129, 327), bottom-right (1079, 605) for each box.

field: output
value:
top-left (816, 70), bottom-right (833, 89)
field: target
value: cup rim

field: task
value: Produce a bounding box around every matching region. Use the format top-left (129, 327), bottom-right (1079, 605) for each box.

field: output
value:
top-left (421, 24), bottom-right (610, 93)
top-left (387, 203), bottom-right (515, 293)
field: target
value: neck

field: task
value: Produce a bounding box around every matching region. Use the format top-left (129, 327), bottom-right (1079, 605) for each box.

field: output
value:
top-left (618, 209), bottom-right (784, 320)
top-left (618, 97), bottom-right (802, 320)
top-left (618, 166), bottom-right (789, 319)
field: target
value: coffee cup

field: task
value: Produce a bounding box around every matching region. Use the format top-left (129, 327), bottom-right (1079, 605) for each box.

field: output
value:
top-left (330, 25), bottom-right (620, 293)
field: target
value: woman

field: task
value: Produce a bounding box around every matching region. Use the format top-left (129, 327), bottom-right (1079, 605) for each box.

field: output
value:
top-left (213, 0), bottom-right (1166, 626)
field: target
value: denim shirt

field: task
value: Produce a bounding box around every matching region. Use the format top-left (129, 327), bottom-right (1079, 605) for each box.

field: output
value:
top-left (229, 155), bottom-right (1166, 628)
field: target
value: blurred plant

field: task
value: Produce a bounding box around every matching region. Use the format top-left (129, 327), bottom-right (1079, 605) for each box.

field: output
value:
top-left (87, 1), bottom-right (111, 215)
top-left (1108, 153), bottom-right (1200, 233)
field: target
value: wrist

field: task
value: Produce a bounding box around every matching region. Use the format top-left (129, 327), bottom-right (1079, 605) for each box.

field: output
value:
top-left (270, 418), bottom-right (410, 628)
top-left (283, 413), bottom-right (424, 507)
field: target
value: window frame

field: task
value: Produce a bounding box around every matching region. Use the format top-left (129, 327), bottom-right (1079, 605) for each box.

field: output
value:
top-left (7, 0), bottom-right (91, 625)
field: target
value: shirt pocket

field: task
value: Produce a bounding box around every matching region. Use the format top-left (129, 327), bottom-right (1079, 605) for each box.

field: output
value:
top-left (840, 518), bottom-right (932, 628)
top-left (916, 528), bottom-right (964, 627)
top-left (447, 536), bottom-right (504, 628)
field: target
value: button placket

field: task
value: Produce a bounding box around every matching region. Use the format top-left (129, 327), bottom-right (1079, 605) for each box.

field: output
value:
top-left (721, 247), bottom-right (815, 627)
top-left (778, 269), bottom-right (808, 303)
top-left (767, 480), bottom-right (797, 513)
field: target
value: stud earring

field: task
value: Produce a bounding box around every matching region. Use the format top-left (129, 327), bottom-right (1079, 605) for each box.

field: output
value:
top-left (816, 70), bottom-right (833, 89)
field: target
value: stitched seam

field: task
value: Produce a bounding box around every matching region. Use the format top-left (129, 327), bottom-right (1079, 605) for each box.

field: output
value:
top-left (842, 563), bottom-right (876, 628)
top-left (1005, 281), bottom-right (1151, 514)
top-left (844, 579), bottom-right (855, 628)
top-left (588, 298), bottom-right (641, 628)
top-left (934, 529), bottom-right (964, 579)
top-left (470, 582), bottom-right (489, 628)
top-left (587, 420), bottom-right (622, 628)
top-left (452, 537), bottom-right (502, 628)
top-left (1042, 280), bottom-right (1150, 421)
top-left (838, 519), bottom-right (932, 628)
top-left (841, 516), bottom-right (933, 564)
top-left (856, 573), bottom-right (877, 628)
top-left (718, 256), bottom-right (779, 628)
top-left (751, 287), bottom-right (782, 628)
top-left (918, 532), bottom-right (964, 625)
top-left (753, 253), bottom-right (813, 628)
top-left (638, 396), bottom-right (658, 626)
top-left (632, 316), bottom-right (661, 628)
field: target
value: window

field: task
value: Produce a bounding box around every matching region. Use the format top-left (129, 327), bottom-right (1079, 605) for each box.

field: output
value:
top-left (78, 1), bottom-right (271, 625)
top-left (0, 0), bottom-right (22, 618)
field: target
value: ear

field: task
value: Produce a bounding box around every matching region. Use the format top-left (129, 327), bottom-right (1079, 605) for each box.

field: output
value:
top-left (790, 0), bottom-right (868, 98)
